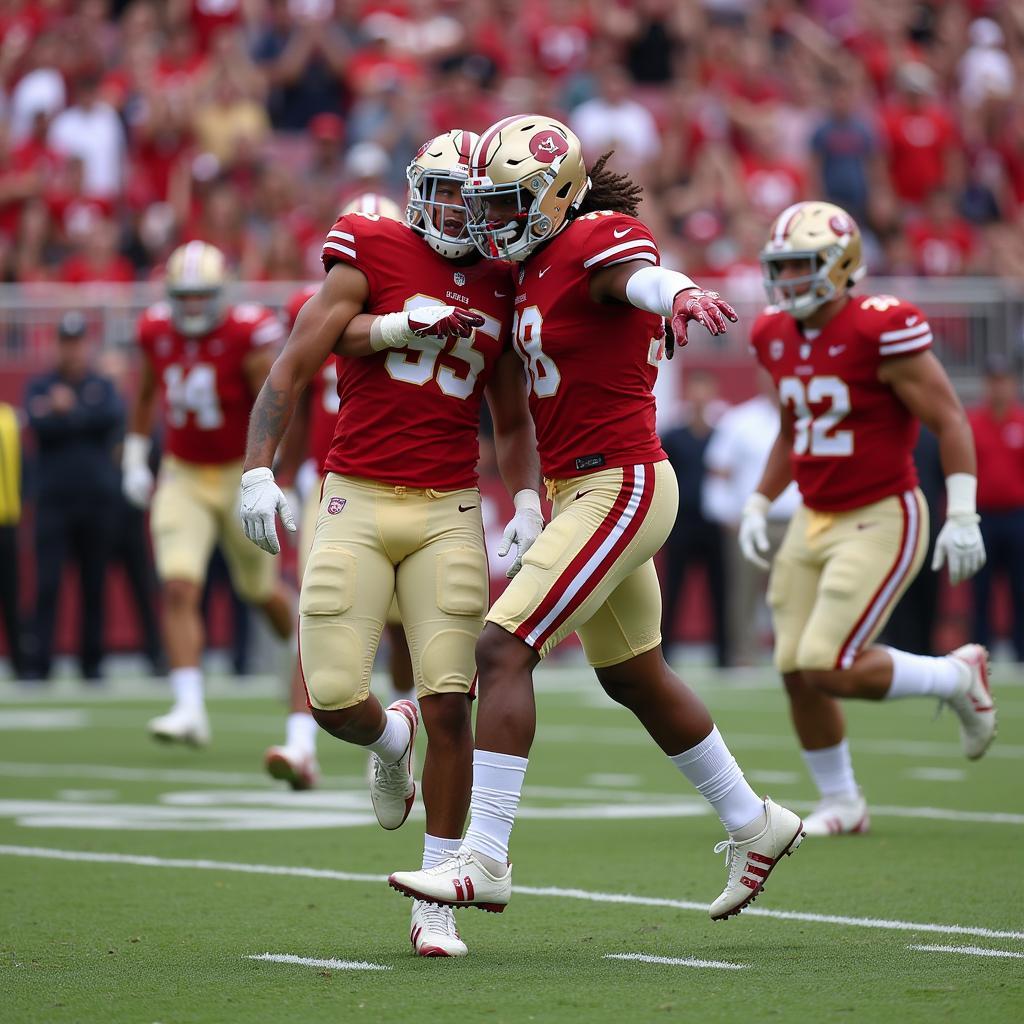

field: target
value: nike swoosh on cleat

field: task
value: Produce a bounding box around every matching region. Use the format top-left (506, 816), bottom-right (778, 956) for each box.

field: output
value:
top-left (458, 504), bottom-right (477, 512)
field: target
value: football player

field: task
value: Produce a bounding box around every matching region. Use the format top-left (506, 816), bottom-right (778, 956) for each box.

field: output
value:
top-left (388, 116), bottom-right (804, 923)
top-left (734, 201), bottom-right (992, 836)
top-left (263, 193), bottom-right (417, 791)
top-left (123, 241), bottom-right (295, 746)
top-left (238, 131), bottom-right (542, 957)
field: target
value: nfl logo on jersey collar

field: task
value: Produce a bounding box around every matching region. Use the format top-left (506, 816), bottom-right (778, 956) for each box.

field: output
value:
top-left (453, 271), bottom-right (466, 287)
top-left (769, 339), bottom-right (784, 361)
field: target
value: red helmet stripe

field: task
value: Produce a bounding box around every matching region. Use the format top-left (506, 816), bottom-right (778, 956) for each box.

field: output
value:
top-left (457, 130), bottom-right (471, 165)
top-left (772, 202), bottom-right (805, 246)
top-left (473, 115), bottom-right (522, 175)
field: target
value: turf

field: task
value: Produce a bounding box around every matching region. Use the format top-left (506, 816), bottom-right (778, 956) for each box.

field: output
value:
top-left (1, 664), bottom-right (1021, 1024)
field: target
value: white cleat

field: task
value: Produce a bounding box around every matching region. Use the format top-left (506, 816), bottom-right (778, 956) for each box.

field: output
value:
top-left (410, 900), bottom-right (468, 957)
top-left (803, 791), bottom-right (870, 837)
top-left (148, 704), bottom-right (210, 747)
top-left (264, 745), bottom-right (320, 791)
top-left (709, 797), bottom-right (804, 921)
top-left (369, 699), bottom-right (418, 830)
top-left (945, 644), bottom-right (997, 760)
top-left (389, 846), bottom-right (512, 913)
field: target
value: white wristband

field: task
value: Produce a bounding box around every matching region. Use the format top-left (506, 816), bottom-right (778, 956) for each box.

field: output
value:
top-left (945, 473), bottom-right (977, 518)
top-left (743, 493), bottom-right (771, 518)
top-left (624, 266), bottom-right (697, 318)
top-left (369, 313), bottom-right (407, 352)
top-left (124, 433), bottom-right (151, 468)
top-left (512, 488), bottom-right (542, 514)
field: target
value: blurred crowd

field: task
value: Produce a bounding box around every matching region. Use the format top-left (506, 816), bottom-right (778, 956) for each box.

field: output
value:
top-left (2, 0), bottom-right (1024, 292)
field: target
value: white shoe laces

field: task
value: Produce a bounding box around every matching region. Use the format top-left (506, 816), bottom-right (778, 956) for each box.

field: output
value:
top-left (420, 851), bottom-right (475, 878)
top-left (712, 839), bottom-right (741, 885)
top-left (371, 748), bottom-right (411, 796)
top-left (416, 902), bottom-right (460, 938)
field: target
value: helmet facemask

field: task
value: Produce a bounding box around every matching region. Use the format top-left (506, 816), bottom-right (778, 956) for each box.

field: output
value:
top-left (761, 245), bottom-right (864, 321)
top-left (168, 287), bottom-right (224, 337)
top-left (406, 168), bottom-right (475, 259)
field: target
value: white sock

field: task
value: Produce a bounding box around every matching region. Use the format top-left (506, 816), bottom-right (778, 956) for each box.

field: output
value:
top-left (285, 711), bottom-right (318, 754)
top-left (366, 708), bottom-right (411, 762)
top-left (670, 726), bottom-right (765, 833)
top-left (883, 647), bottom-right (965, 700)
top-left (462, 750), bottom-right (528, 865)
top-left (801, 741), bottom-right (858, 800)
top-left (423, 833), bottom-right (462, 870)
top-left (170, 667), bottom-right (204, 711)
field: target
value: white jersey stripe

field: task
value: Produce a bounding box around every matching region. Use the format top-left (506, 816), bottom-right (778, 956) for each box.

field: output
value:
top-left (838, 491), bottom-right (920, 669)
top-left (879, 322), bottom-right (931, 342)
top-left (582, 239), bottom-right (658, 269)
top-left (597, 253), bottom-right (659, 268)
top-left (328, 230), bottom-right (356, 243)
top-left (880, 334), bottom-right (933, 355)
top-left (323, 242), bottom-right (357, 259)
top-left (524, 465), bottom-right (647, 647)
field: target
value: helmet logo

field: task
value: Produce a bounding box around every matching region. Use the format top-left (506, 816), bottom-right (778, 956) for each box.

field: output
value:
top-left (529, 130), bottom-right (569, 164)
top-left (415, 141), bottom-right (430, 159)
top-left (453, 272), bottom-right (466, 286)
top-left (829, 213), bottom-right (853, 236)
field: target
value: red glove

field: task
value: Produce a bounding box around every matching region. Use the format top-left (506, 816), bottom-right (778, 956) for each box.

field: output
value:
top-left (669, 289), bottom-right (738, 352)
top-left (408, 306), bottom-right (485, 339)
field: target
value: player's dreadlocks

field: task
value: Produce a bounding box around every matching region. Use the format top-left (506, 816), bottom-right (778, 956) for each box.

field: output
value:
top-left (573, 151), bottom-right (643, 219)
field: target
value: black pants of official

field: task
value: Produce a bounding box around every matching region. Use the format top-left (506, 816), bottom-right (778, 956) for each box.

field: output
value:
top-left (972, 508), bottom-right (1024, 661)
top-left (0, 525), bottom-right (24, 675)
top-left (31, 497), bottom-right (114, 679)
top-left (879, 530), bottom-right (940, 655)
top-left (109, 501), bottom-right (164, 669)
top-left (661, 516), bottom-right (729, 668)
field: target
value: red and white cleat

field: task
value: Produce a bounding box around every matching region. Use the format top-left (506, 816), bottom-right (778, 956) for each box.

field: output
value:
top-left (945, 644), bottom-right (997, 760)
top-left (389, 847), bottom-right (512, 913)
top-left (410, 900), bottom-right (468, 957)
top-left (802, 792), bottom-right (869, 837)
top-left (369, 699), bottom-right (418, 830)
top-left (264, 745), bottom-right (320, 791)
top-left (709, 797), bottom-right (804, 921)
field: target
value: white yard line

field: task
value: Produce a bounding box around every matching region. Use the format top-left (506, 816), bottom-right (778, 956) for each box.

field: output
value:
top-left (247, 953), bottom-right (390, 971)
top-left (908, 944), bottom-right (1024, 959)
top-left (1, 844), bottom-right (1022, 942)
top-left (605, 952), bottom-right (749, 970)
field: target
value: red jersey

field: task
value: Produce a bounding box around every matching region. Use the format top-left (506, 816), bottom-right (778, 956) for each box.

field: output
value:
top-left (968, 405), bottom-right (1024, 512)
top-left (138, 302), bottom-right (283, 464)
top-left (751, 294), bottom-right (934, 511)
top-left (320, 214), bottom-right (513, 489)
top-left (285, 284), bottom-right (339, 471)
top-left (512, 211), bottom-right (666, 479)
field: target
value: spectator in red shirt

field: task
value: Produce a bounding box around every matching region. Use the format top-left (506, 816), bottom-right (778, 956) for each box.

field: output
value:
top-left (907, 188), bottom-right (978, 276)
top-left (58, 216), bottom-right (135, 283)
top-left (880, 62), bottom-right (961, 205)
top-left (968, 356), bottom-right (1024, 662)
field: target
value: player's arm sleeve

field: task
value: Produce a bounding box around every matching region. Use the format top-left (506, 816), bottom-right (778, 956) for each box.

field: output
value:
top-left (579, 213), bottom-right (661, 273)
top-left (321, 215), bottom-right (381, 294)
top-left (874, 301), bottom-right (933, 359)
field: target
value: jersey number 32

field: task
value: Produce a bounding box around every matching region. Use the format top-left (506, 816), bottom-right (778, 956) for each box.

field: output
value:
top-left (778, 375), bottom-right (853, 457)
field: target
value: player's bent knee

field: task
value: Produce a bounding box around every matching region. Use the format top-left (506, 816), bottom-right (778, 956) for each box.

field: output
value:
top-left (419, 691), bottom-right (471, 741)
top-left (475, 623), bottom-right (535, 679)
top-left (163, 578), bottom-right (200, 611)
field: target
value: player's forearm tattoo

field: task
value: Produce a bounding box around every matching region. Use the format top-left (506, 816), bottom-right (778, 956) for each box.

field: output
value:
top-left (248, 381), bottom-right (290, 457)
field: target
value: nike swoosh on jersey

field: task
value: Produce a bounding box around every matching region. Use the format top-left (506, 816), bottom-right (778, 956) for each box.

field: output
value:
top-left (828, 345), bottom-right (846, 356)
top-left (495, 291), bottom-right (507, 297)
top-left (538, 266), bottom-right (551, 277)
top-left (906, 315), bottom-right (919, 326)
top-left (458, 504), bottom-right (477, 512)
top-left (612, 227), bottom-right (634, 238)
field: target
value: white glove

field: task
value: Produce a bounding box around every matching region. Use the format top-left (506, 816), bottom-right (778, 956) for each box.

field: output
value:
top-left (932, 473), bottom-right (986, 585)
top-left (122, 433), bottom-right (154, 508)
top-left (369, 306), bottom-right (485, 351)
top-left (738, 493), bottom-right (772, 570)
top-left (498, 489), bottom-right (545, 579)
top-left (239, 467), bottom-right (297, 555)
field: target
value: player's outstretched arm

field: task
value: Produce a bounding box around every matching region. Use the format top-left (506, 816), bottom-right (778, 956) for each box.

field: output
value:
top-left (590, 260), bottom-right (738, 355)
top-left (239, 263), bottom-right (368, 553)
top-left (880, 350), bottom-right (985, 584)
top-left (739, 407), bottom-right (795, 569)
top-left (335, 308), bottom-right (485, 357)
top-left (486, 348), bottom-right (544, 578)
top-left (122, 351), bottom-right (157, 509)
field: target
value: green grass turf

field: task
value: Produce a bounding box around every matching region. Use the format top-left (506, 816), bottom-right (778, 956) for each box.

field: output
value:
top-left (1, 664), bottom-right (1022, 1023)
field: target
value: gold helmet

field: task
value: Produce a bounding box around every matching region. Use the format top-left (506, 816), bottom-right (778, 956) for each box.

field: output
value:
top-left (760, 201), bottom-right (865, 320)
top-left (405, 129), bottom-right (479, 259)
top-left (340, 192), bottom-right (403, 220)
top-left (165, 240), bottom-right (228, 336)
top-left (463, 114), bottom-right (590, 261)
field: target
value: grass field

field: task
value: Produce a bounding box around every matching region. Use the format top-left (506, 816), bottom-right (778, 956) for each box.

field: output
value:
top-left (1, 663), bottom-right (1022, 1024)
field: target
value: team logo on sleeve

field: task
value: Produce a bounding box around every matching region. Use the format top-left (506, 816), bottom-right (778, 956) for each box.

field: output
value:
top-left (769, 339), bottom-right (784, 361)
top-left (327, 496), bottom-right (347, 515)
top-left (529, 130), bottom-right (569, 164)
